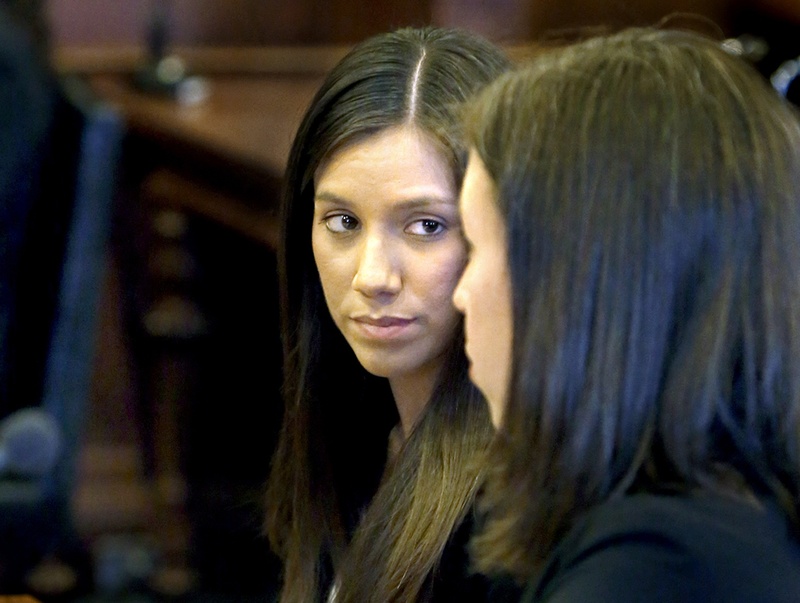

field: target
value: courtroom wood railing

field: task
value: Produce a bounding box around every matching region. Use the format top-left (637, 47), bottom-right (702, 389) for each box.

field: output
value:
top-left (53, 43), bottom-right (545, 76)
top-left (53, 45), bottom-right (353, 76)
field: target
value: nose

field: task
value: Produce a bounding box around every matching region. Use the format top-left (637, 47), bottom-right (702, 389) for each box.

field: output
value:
top-left (352, 232), bottom-right (401, 299)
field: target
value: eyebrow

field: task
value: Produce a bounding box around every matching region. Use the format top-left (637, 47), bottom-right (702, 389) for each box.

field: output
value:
top-left (313, 192), bottom-right (349, 206)
top-left (314, 191), bottom-right (457, 210)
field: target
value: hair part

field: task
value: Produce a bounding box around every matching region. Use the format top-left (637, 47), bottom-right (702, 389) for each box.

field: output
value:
top-left (407, 48), bottom-right (427, 121)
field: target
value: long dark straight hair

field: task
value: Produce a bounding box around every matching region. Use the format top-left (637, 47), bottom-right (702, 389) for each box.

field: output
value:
top-left (464, 27), bottom-right (800, 580)
top-left (265, 27), bottom-right (510, 603)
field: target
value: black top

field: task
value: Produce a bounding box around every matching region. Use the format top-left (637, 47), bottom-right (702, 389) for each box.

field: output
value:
top-left (319, 508), bottom-right (522, 603)
top-left (518, 494), bottom-right (800, 603)
top-left (424, 509), bottom-right (521, 603)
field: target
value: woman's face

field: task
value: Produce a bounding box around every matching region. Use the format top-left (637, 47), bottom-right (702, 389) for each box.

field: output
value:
top-left (453, 151), bottom-right (513, 428)
top-left (312, 125), bottom-right (466, 388)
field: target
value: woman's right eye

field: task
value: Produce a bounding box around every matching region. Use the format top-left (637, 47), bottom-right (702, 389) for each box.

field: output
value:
top-left (323, 214), bottom-right (360, 233)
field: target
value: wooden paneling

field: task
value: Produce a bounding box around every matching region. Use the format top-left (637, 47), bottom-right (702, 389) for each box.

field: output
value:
top-left (47, 0), bottom-right (319, 46)
top-left (48, 0), bottom-right (745, 52)
top-left (308, 0), bottom-right (432, 43)
top-left (47, 0), bottom-right (432, 47)
top-left (528, 0), bottom-right (734, 38)
top-left (432, 0), bottom-right (534, 42)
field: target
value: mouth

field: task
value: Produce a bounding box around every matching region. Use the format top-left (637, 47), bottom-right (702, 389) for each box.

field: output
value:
top-left (351, 315), bottom-right (417, 339)
top-left (355, 316), bottom-right (414, 327)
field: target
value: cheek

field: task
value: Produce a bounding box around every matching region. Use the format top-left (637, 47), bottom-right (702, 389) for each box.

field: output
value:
top-left (472, 294), bottom-right (493, 343)
top-left (423, 245), bottom-right (467, 303)
top-left (310, 230), bottom-right (325, 279)
top-left (466, 261), bottom-right (503, 341)
top-left (312, 237), bottom-right (351, 305)
top-left (406, 245), bottom-right (466, 338)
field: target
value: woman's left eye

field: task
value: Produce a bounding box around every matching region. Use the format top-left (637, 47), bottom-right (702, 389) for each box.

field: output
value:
top-left (406, 219), bottom-right (445, 236)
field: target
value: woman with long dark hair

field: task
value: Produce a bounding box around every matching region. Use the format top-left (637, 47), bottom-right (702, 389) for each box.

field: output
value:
top-left (265, 27), bottom-right (510, 603)
top-left (455, 26), bottom-right (800, 602)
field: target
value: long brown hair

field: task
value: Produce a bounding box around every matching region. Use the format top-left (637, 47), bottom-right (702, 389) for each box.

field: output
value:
top-left (464, 27), bottom-right (800, 580)
top-left (265, 27), bottom-right (510, 602)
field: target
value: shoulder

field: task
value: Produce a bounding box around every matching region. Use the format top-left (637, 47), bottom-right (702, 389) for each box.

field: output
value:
top-left (523, 494), bottom-right (800, 603)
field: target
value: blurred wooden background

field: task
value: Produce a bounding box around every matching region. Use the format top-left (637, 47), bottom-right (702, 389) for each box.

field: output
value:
top-left (47, 0), bottom-right (741, 49)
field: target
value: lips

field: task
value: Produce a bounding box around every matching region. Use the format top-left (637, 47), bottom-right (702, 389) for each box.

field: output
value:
top-left (351, 315), bottom-right (417, 339)
top-left (355, 316), bottom-right (414, 327)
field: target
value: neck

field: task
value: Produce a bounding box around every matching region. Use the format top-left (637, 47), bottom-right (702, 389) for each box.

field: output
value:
top-left (388, 361), bottom-right (442, 439)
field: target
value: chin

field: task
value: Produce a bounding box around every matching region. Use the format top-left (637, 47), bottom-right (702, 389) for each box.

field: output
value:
top-left (357, 358), bottom-right (410, 379)
top-left (485, 391), bottom-right (507, 430)
top-left (472, 379), bottom-right (503, 428)
top-left (488, 405), bottom-right (503, 430)
top-left (352, 349), bottom-right (433, 381)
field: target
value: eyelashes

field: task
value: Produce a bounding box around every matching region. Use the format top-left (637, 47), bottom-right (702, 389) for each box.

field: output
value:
top-left (322, 213), bottom-right (359, 233)
top-left (320, 214), bottom-right (447, 238)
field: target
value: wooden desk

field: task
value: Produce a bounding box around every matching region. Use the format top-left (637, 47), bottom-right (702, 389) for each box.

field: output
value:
top-left (89, 73), bottom-right (323, 247)
top-left (90, 73), bottom-right (323, 184)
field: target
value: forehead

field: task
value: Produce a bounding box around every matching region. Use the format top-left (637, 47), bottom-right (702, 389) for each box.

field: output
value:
top-left (314, 125), bottom-right (457, 204)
